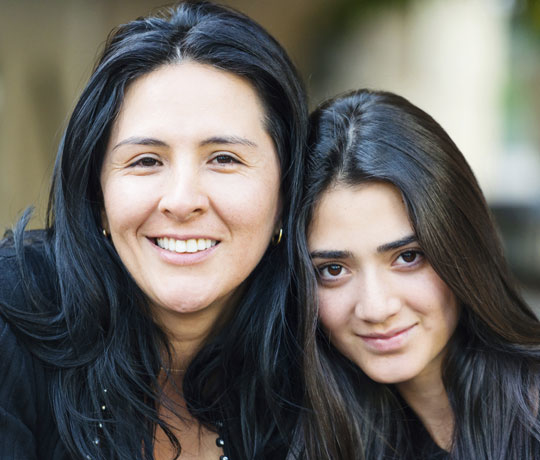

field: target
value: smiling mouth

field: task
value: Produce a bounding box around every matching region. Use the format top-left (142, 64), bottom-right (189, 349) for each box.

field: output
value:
top-left (361, 325), bottom-right (416, 340)
top-left (358, 324), bottom-right (417, 352)
top-left (155, 237), bottom-right (218, 254)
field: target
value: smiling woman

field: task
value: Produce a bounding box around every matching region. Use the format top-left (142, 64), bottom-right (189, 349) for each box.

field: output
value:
top-left (100, 63), bottom-right (281, 320)
top-left (0, 2), bottom-right (308, 460)
top-left (297, 89), bottom-right (540, 459)
top-left (309, 182), bottom-right (460, 388)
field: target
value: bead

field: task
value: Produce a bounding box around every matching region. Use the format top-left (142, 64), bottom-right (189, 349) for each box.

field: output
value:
top-left (220, 457), bottom-right (229, 460)
top-left (93, 438), bottom-right (100, 445)
top-left (98, 423), bottom-right (103, 428)
top-left (216, 437), bottom-right (225, 447)
top-left (101, 405), bottom-right (106, 410)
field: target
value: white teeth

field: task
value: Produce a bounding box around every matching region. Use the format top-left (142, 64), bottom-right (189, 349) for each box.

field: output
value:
top-left (186, 239), bottom-right (198, 253)
top-left (156, 237), bottom-right (217, 254)
top-left (175, 239), bottom-right (186, 252)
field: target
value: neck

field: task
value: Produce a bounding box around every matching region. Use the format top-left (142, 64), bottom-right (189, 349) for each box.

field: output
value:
top-left (154, 290), bottom-right (240, 371)
top-left (396, 363), bottom-right (454, 451)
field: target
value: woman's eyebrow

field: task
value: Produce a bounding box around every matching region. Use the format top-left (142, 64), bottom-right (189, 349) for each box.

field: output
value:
top-left (199, 135), bottom-right (258, 148)
top-left (112, 135), bottom-right (257, 151)
top-left (310, 249), bottom-right (353, 259)
top-left (112, 136), bottom-right (168, 151)
top-left (376, 234), bottom-right (417, 253)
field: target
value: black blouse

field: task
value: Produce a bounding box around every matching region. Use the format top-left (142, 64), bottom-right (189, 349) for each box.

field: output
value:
top-left (0, 241), bottom-right (69, 459)
top-left (0, 238), bottom-right (233, 459)
top-left (402, 403), bottom-right (450, 460)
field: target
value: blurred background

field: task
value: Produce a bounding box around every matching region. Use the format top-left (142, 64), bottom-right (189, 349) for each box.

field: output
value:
top-left (0, 0), bottom-right (539, 312)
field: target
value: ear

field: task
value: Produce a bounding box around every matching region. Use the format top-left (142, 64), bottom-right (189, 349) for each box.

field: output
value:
top-left (273, 211), bottom-right (282, 231)
top-left (274, 192), bottom-right (283, 232)
top-left (101, 208), bottom-right (110, 234)
top-left (271, 220), bottom-right (283, 246)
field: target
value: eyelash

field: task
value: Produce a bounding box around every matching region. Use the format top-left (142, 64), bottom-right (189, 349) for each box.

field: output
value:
top-left (127, 153), bottom-right (241, 169)
top-left (317, 263), bottom-right (348, 281)
top-left (129, 156), bottom-right (161, 168)
top-left (211, 153), bottom-right (240, 165)
top-left (316, 249), bottom-right (424, 278)
top-left (394, 249), bottom-right (425, 267)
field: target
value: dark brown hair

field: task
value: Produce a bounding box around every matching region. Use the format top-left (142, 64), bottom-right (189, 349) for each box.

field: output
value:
top-left (296, 89), bottom-right (540, 459)
top-left (2, 2), bottom-right (308, 459)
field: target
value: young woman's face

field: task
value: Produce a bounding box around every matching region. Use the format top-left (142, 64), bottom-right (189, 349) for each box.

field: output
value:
top-left (308, 182), bottom-right (459, 385)
top-left (100, 62), bottom-right (281, 323)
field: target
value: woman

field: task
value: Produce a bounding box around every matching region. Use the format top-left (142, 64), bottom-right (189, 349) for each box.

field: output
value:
top-left (298, 89), bottom-right (540, 459)
top-left (0, 2), bottom-right (308, 459)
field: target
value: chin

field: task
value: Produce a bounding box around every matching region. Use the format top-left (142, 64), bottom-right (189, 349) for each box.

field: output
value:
top-left (150, 292), bottom-right (213, 314)
top-left (363, 367), bottom-right (417, 385)
top-left (165, 299), bottom-right (214, 314)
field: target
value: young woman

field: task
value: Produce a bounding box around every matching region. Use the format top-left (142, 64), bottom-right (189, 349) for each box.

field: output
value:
top-left (0, 2), bottom-right (308, 459)
top-left (298, 89), bottom-right (540, 459)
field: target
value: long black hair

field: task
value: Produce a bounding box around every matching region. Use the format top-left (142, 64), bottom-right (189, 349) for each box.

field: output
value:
top-left (297, 89), bottom-right (540, 459)
top-left (1, 2), bottom-right (308, 459)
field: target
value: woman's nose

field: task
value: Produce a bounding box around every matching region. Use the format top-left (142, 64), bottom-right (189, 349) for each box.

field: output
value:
top-left (354, 271), bottom-right (401, 323)
top-left (157, 162), bottom-right (210, 221)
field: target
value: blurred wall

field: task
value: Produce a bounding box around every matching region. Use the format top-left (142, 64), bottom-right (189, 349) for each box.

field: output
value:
top-left (311, 0), bottom-right (510, 199)
top-left (1, 0), bottom-right (539, 308)
top-left (0, 0), bottom-right (326, 230)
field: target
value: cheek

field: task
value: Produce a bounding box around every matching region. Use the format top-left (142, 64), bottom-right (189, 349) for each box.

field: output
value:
top-left (102, 177), bottom-right (155, 234)
top-left (440, 290), bottom-right (460, 336)
top-left (317, 289), bottom-right (349, 333)
top-left (219, 175), bottom-right (281, 231)
top-left (415, 274), bottom-right (460, 336)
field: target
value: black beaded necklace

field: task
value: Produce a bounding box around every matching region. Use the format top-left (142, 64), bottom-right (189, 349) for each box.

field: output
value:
top-left (163, 367), bottom-right (230, 459)
top-left (91, 388), bottom-right (230, 460)
top-left (164, 368), bottom-right (230, 458)
top-left (215, 421), bottom-right (229, 460)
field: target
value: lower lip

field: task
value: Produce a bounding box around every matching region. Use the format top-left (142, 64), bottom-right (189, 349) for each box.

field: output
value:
top-left (359, 325), bottom-right (416, 353)
top-left (150, 239), bottom-right (219, 265)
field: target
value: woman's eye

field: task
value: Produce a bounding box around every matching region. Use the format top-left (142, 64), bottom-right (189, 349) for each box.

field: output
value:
top-left (212, 154), bottom-right (238, 165)
top-left (319, 264), bottom-right (345, 279)
top-left (395, 250), bottom-right (424, 266)
top-left (130, 157), bottom-right (160, 167)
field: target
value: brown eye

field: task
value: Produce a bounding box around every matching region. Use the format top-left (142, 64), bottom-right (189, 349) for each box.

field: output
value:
top-left (216, 155), bottom-right (233, 163)
top-left (320, 264), bottom-right (343, 277)
top-left (400, 251), bottom-right (417, 263)
top-left (131, 157), bottom-right (160, 167)
top-left (316, 263), bottom-right (350, 283)
top-left (394, 249), bottom-right (425, 268)
top-left (213, 154), bottom-right (239, 164)
top-left (142, 158), bottom-right (158, 166)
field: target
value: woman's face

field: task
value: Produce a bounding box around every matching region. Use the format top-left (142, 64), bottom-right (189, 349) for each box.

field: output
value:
top-left (100, 62), bottom-right (281, 322)
top-left (308, 182), bottom-right (459, 385)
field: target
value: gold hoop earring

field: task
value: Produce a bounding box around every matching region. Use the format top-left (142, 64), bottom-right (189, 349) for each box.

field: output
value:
top-left (272, 228), bottom-right (283, 245)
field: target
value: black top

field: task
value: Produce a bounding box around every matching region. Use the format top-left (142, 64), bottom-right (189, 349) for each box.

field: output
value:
top-left (0, 236), bottom-right (232, 460)
top-left (402, 403), bottom-right (450, 460)
top-left (0, 318), bottom-right (68, 459)
top-left (0, 240), bottom-right (69, 459)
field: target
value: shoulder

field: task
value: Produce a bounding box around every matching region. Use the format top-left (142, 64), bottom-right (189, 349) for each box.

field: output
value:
top-left (0, 230), bottom-right (55, 312)
top-left (0, 315), bottom-right (42, 402)
top-left (0, 233), bottom-right (68, 458)
top-left (0, 229), bottom-right (49, 262)
top-left (0, 315), bottom-right (64, 459)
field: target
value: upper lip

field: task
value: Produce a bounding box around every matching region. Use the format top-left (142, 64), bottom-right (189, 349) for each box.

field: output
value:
top-left (359, 324), bottom-right (416, 339)
top-left (150, 234), bottom-right (219, 241)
